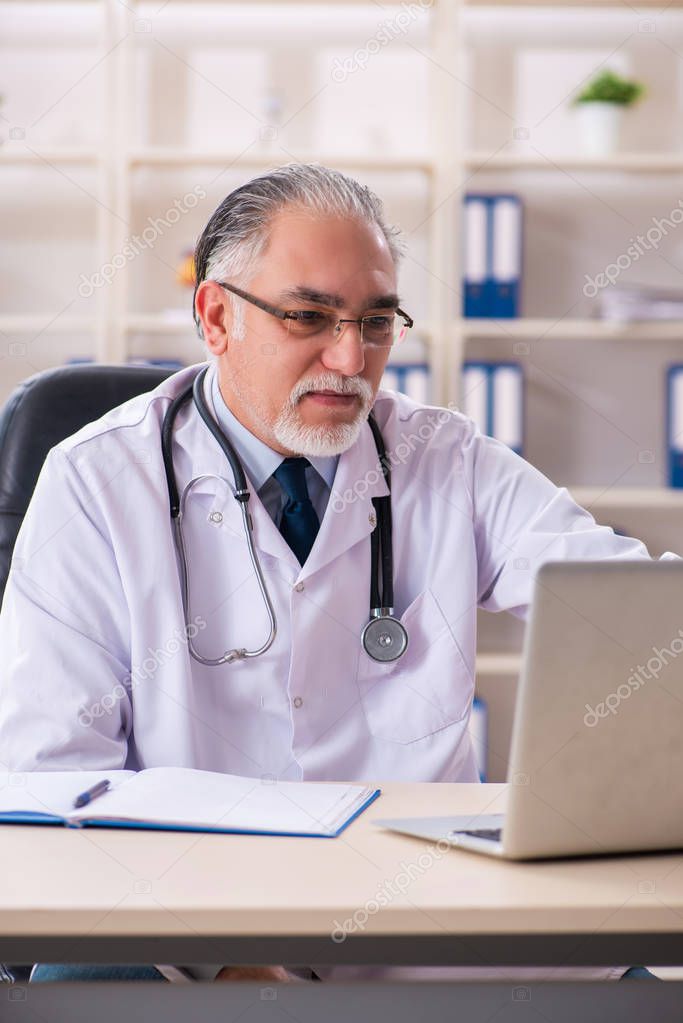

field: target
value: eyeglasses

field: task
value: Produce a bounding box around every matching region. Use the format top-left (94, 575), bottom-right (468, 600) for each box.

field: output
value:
top-left (214, 281), bottom-right (413, 349)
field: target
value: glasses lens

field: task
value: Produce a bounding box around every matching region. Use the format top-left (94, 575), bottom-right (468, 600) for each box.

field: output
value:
top-left (393, 318), bottom-right (409, 346)
top-left (361, 314), bottom-right (397, 348)
top-left (286, 310), bottom-right (332, 338)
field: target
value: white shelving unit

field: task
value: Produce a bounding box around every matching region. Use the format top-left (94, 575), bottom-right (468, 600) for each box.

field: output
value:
top-left (5, 0), bottom-right (683, 412)
top-left (475, 652), bottom-right (523, 677)
top-left (0, 148), bottom-right (99, 165)
top-left (454, 1), bottom-right (683, 724)
top-left (570, 486), bottom-right (683, 509)
top-left (127, 148), bottom-right (436, 173)
top-left (0, 0), bottom-right (459, 403)
top-left (465, 150), bottom-right (683, 172)
top-left (460, 318), bottom-right (683, 342)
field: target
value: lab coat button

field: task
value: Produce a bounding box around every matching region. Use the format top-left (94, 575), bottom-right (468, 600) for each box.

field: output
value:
top-left (293, 696), bottom-right (303, 709)
top-left (294, 582), bottom-right (305, 592)
top-left (208, 511), bottom-right (223, 525)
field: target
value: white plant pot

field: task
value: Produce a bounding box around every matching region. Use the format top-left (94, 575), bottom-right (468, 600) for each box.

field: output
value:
top-left (574, 101), bottom-right (624, 157)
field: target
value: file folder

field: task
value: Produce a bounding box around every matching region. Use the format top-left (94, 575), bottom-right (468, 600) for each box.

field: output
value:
top-left (667, 364), bottom-right (683, 487)
top-left (463, 194), bottom-right (522, 318)
top-left (461, 361), bottom-right (524, 455)
top-left (468, 696), bottom-right (488, 782)
top-left (463, 195), bottom-right (490, 317)
top-left (461, 362), bottom-right (489, 435)
top-left (381, 362), bottom-right (431, 403)
top-left (491, 362), bottom-right (524, 455)
top-left (490, 195), bottom-right (522, 318)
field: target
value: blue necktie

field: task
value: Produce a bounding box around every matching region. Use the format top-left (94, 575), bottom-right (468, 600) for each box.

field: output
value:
top-left (273, 457), bottom-right (320, 565)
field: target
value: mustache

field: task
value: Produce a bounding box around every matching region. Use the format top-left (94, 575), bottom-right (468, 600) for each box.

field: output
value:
top-left (289, 373), bottom-right (373, 405)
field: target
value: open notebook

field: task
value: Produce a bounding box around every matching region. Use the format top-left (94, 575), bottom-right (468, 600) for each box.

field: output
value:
top-left (0, 768), bottom-right (380, 838)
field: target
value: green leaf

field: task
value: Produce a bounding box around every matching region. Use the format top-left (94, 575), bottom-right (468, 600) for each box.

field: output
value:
top-left (573, 69), bottom-right (645, 106)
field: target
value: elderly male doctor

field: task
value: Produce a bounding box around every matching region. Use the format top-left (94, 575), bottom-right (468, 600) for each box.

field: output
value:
top-left (0, 164), bottom-right (674, 985)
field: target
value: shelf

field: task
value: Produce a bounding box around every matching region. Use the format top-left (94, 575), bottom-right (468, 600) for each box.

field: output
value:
top-left (127, 315), bottom-right (682, 346)
top-left (0, 147), bottom-right (99, 166)
top-left (476, 653), bottom-right (522, 677)
top-left (465, 0), bottom-right (683, 7)
top-left (126, 315), bottom-right (194, 334)
top-left (569, 486), bottom-right (683, 509)
top-left (465, 151), bottom-right (683, 174)
top-left (0, 315), bottom-right (96, 334)
top-left (126, 314), bottom-right (436, 347)
top-left (133, 0), bottom-right (431, 5)
top-left (127, 149), bottom-right (434, 174)
top-left (459, 318), bottom-right (683, 342)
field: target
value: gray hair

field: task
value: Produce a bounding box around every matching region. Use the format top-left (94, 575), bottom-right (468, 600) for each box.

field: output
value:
top-left (192, 163), bottom-right (405, 340)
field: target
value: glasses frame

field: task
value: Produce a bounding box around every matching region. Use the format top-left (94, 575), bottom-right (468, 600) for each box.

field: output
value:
top-left (213, 280), bottom-right (414, 348)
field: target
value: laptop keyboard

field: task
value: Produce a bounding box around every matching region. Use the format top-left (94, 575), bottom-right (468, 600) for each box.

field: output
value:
top-left (457, 828), bottom-right (503, 842)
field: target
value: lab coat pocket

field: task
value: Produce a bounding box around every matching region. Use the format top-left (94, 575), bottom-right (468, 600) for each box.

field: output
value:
top-left (356, 588), bottom-right (474, 744)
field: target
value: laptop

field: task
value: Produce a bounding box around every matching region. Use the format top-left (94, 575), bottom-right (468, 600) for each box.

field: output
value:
top-left (375, 560), bottom-right (683, 860)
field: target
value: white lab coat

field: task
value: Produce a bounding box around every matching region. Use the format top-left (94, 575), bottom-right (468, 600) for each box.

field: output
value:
top-left (0, 361), bottom-right (675, 983)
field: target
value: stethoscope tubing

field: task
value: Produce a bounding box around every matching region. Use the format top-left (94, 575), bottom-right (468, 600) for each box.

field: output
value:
top-left (161, 365), bottom-right (407, 664)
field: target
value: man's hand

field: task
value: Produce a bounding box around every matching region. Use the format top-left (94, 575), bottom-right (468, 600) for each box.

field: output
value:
top-left (214, 965), bottom-right (293, 982)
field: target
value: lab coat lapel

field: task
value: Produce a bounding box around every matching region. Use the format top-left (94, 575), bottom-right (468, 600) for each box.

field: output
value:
top-left (171, 375), bottom-right (389, 574)
top-left (300, 420), bottom-right (390, 581)
top-left (172, 384), bottom-right (300, 569)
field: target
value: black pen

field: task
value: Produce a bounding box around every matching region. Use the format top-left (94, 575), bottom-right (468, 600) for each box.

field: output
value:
top-left (73, 779), bottom-right (111, 809)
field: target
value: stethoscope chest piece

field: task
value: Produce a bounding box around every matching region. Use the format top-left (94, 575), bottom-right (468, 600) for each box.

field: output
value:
top-left (361, 612), bottom-right (409, 663)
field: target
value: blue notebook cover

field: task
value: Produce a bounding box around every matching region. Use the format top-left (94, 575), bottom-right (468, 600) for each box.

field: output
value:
top-left (0, 790), bottom-right (381, 839)
top-left (0, 770), bottom-right (381, 839)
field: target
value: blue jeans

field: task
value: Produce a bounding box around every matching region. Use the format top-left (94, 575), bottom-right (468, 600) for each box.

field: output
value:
top-left (30, 964), bottom-right (167, 982)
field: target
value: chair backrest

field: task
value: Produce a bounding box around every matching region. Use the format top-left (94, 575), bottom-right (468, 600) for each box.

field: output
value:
top-left (0, 364), bottom-right (174, 604)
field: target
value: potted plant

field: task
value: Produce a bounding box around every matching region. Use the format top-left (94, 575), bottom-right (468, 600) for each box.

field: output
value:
top-left (572, 69), bottom-right (645, 157)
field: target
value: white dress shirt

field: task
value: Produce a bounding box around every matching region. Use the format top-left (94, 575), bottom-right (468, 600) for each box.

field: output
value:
top-left (209, 365), bottom-right (338, 524)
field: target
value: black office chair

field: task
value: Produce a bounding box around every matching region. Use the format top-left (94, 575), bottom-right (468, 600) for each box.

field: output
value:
top-left (0, 363), bottom-right (175, 982)
top-left (0, 364), bottom-right (174, 605)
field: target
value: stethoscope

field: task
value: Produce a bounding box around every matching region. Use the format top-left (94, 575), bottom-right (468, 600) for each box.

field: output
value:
top-left (161, 365), bottom-right (409, 666)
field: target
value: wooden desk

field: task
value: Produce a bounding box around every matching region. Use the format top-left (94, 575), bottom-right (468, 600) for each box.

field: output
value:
top-left (1, 783), bottom-right (682, 967)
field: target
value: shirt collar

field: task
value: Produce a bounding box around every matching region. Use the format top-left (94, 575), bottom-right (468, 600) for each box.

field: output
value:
top-left (209, 363), bottom-right (338, 493)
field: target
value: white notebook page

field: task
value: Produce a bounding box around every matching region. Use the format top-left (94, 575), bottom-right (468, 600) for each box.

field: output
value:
top-left (68, 767), bottom-right (374, 835)
top-left (0, 771), bottom-right (133, 820)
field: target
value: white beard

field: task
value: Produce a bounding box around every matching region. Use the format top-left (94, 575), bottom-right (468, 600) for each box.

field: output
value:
top-left (273, 372), bottom-right (374, 457)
